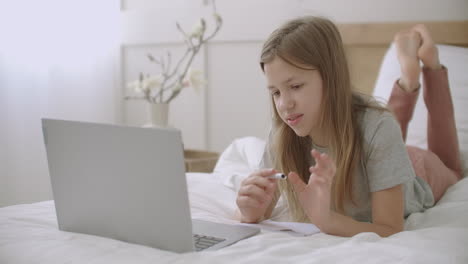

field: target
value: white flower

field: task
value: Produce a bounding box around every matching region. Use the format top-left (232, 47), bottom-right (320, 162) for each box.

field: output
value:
top-left (186, 68), bottom-right (206, 93)
top-left (190, 19), bottom-right (206, 39)
top-left (142, 74), bottom-right (163, 92)
top-left (124, 1), bottom-right (221, 104)
top-left (127, 79), bottom-right (143, 94)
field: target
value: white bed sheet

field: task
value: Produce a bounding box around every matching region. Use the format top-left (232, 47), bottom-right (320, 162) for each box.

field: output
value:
top-left (1, 170), bottom-right (468, 264)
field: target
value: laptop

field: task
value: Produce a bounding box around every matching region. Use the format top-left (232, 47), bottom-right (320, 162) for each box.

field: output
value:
top-left (41, 118), bottom-right (259, 253)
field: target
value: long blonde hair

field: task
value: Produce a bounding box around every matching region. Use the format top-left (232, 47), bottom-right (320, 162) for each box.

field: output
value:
top-left (260, 16), bottom-right (381, 222)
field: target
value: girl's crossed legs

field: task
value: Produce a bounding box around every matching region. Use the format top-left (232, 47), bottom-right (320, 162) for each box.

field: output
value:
top-left (388, 25), bottom-right (462, 202)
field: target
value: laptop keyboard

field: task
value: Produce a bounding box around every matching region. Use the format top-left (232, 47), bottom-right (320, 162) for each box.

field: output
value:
top-left (193, 234), bottom-right (226, 251)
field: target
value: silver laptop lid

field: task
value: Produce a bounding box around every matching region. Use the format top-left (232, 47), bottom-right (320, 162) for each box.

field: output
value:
top-left (42, 118), bottom-right (194, 253)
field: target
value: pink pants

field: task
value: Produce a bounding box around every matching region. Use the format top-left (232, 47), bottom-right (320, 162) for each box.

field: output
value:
top-left (387, 67), bottom-right (462, 202)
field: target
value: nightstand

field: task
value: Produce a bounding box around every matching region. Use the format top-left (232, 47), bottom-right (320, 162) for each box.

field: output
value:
top-left (184, 149), bottom-right (219, 173)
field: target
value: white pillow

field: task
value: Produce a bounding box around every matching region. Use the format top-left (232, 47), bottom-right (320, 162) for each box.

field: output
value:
top-left (373, 44), bottom-right (468, 175)
top-left (213, 137), bottom-right (266, 191)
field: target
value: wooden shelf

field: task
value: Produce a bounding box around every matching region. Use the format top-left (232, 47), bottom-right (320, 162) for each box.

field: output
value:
top-left (184, 149), bottom-right (219, 173)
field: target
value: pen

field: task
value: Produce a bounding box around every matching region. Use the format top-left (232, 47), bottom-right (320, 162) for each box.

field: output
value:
top-left (267, 173), bottom-right (287, 180)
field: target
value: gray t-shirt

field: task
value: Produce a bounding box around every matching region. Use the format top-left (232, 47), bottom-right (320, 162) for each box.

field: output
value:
top-left (262, 108), bottom-right (434, 223)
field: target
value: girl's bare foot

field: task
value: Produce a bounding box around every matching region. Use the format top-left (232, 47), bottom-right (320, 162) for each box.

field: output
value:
top-left (394, 29), bottom-right (422, 92)
top-left (412, 24), bottom-right (441, 70)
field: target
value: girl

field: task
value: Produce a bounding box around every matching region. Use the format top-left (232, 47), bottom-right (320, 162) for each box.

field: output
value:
top-left (235, 16), bottom-right (462, 237)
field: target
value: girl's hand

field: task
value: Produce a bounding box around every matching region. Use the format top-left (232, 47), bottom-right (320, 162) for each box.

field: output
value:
top-left (236, 169), bottom-right (278, 223)
top-left (288, 149), bottom-right (336, 228)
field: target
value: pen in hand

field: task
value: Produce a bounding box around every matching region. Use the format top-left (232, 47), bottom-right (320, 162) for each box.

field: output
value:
top-left (267, 173), bottom-right (287, 180)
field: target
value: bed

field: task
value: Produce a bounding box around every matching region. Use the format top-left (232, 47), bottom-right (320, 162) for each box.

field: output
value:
top-left (1, 21), bottom-right (468, 263)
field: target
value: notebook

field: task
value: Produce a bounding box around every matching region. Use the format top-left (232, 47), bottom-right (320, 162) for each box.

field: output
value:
top-left (41, 118), bottom-right (259, 253)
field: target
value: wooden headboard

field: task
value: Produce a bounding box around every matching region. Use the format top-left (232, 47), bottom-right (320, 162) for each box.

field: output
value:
top-left (338, 21), bottom-right (468, 95)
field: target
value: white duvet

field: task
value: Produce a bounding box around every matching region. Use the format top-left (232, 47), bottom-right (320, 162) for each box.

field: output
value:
top-left (1, 137), bottom-right (468, 264)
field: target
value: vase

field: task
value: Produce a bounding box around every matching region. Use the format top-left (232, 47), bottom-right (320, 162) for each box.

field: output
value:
top-left (143, 102), bottom-right (169, 128)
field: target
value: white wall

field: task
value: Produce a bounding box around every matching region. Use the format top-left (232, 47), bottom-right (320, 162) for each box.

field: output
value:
top-left (0, 1), bottom-right (120, 207)
top-left (121, 0), bottom-right (468, 152)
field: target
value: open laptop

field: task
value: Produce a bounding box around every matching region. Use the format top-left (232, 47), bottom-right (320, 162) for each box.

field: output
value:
top-left (41, 118), bottom-right (259, 253)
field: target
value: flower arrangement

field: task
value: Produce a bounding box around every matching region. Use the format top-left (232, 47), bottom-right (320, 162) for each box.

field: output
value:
top-left (126, 1), bottom-right (222, 104)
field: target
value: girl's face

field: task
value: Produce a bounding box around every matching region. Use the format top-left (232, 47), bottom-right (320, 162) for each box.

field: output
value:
top-left (264, 56), bottom-right (324, 139)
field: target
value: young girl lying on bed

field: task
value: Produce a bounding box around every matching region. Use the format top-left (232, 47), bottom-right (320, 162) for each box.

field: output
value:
top-left (235, 16), bottom-right (463, 237)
